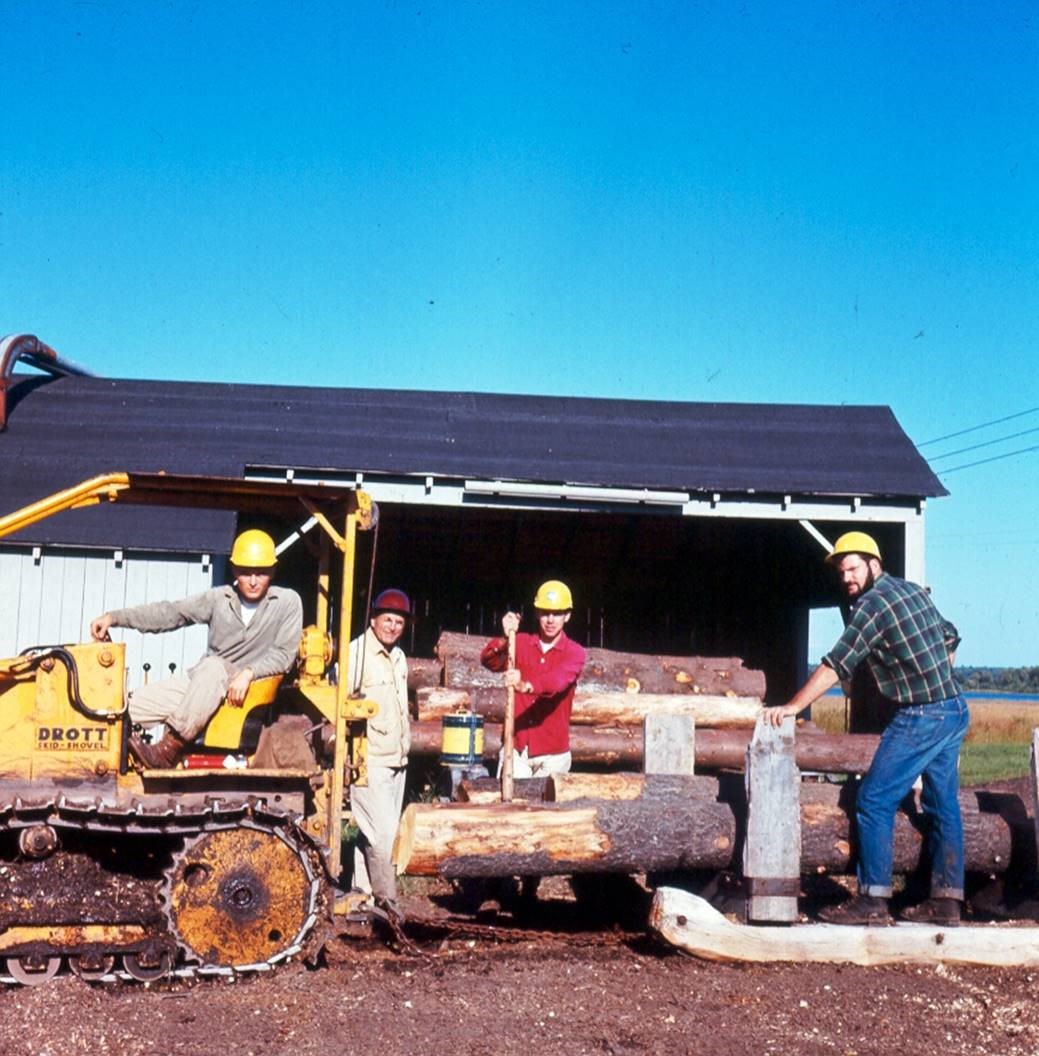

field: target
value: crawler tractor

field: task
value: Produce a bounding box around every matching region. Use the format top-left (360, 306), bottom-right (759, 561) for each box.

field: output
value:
top-left (0, 472), bottom-right (379, 984)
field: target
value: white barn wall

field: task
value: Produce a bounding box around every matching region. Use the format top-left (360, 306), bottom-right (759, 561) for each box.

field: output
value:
top-left (0, 547), bottom-right (219, 692)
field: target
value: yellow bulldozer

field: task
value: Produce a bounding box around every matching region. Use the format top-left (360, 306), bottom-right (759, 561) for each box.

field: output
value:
top-left (0, 471), bottom-right (380, 984)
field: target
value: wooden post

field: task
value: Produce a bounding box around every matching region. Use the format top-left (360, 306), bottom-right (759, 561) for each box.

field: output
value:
top-left (743, 716), bottom-right (800, 923)
top-left (643, 713), bottom-right (695, 775)
top-left (501, 629), bottom-right (517, 801)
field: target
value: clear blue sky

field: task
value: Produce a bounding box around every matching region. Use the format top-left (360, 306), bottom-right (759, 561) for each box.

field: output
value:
top-left (3, 2), bottom-right (1037, 665)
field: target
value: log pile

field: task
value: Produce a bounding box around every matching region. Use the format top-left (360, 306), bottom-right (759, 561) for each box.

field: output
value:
top-left (415, 686), bottom-right (763, 726)
top-left (435, 631), bottom-right (766, 699)
top-left (408, 719), bottom-right (882, 774)
top-left (393, 776), bottom-right (1016, 880)
top-left (411, 632), bottom-right (766, 726)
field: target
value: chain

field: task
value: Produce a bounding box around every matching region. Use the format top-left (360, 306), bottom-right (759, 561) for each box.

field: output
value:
top-left (376, 906), bottom-right (639, 957)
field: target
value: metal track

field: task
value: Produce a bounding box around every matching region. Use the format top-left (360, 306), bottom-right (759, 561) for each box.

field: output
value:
top-left (0, 792), bottom-right (328, 985)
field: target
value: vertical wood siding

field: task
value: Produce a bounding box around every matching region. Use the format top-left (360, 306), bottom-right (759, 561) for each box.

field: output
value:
top-left (0, 547), bottom-right (221, 691)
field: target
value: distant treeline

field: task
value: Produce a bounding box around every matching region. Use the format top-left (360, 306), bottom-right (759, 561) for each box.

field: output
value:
top-left (957, 667), bottom-right (1039, 694)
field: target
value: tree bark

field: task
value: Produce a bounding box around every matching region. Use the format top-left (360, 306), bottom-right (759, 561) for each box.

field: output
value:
top-left (456, 777), bottom-right (549, 804)
top-left (408, 720), bottom-right (882, 774)
top-left (393, 778), bottom-right (1016, 879)
top-left (435, 631), bottom-right (766, 698)
top-left (407, 657), bottom-right (442, 696)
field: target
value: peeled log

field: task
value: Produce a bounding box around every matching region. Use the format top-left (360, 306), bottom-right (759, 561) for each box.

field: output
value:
top-left (570, 692), bottom-right (761, 727)
top-left (408, 720), bottom-right (881, 774)
top-left (415, 687), bottom-right (472, 721)
top-left (394, 778), bottom-right (1015, 879)
top-left (459, 774), bottom-right (647, 803)
top-left (548, 772), bottom-right (648, 802)
top-left (416, 686), bottom-right (761, 727)
top-left (457, 773), bottom-right (648, 803)
top-left (436, 631), bottom-right (766, 699)
top-left (652, 888), bottom-right (1039, 967)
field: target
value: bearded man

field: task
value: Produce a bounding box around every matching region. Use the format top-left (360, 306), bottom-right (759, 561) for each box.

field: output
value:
top-left (765, 532), bottom-right (966, 926)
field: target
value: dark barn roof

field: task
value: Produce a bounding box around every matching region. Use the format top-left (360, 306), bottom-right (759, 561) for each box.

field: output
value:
top-left (1, 372), bottom-right (945, 552)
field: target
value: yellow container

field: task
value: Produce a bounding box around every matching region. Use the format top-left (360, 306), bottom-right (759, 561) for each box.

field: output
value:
top-left (440, 712), bottom-right (484, 766)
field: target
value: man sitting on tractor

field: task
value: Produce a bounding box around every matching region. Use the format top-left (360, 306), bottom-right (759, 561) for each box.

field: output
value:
top-left (90, 529), bottom-right (303, 769)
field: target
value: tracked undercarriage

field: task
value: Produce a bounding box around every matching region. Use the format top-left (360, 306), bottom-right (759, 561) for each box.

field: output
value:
top-left (0, 788), bottom-right (330, 985)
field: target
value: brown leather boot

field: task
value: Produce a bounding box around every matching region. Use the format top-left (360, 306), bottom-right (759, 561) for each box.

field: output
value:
top-left (899, 898), bottom-right (961, 926)
top-left (129, 726), bottom-right (188, 770)
top-left (818, 894), bottom-right (892, 926)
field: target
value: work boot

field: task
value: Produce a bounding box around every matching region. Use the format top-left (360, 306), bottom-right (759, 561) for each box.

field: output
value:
top-left (333, 887), bottom-right (374, 918)
top-left (374, 894), bottom-right (404, 923)
top-left (899, 898), bottom-right (961, 926)
top-left (818, 894), bottom-right (892, 926)
top-left (129, 726), bottom-right (188, 770)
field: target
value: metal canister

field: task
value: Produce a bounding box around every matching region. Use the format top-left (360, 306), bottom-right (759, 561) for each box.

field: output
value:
top-left (440, 711), bottom-right (485, 766)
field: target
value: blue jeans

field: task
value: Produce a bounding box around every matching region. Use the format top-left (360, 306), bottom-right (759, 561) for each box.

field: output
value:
top-left (856, 694), bottom-right (970, 899)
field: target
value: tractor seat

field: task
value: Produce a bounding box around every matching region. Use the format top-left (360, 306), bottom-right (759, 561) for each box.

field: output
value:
top-left (189, 674), bottom-right (284, 754)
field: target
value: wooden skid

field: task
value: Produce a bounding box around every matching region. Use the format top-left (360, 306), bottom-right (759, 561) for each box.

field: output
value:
top-left (650, 887), bottom-right (1039, 967)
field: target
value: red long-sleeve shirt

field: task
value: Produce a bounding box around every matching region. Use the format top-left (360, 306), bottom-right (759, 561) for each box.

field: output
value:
top-left (480, 632), bottom-right (586, 756)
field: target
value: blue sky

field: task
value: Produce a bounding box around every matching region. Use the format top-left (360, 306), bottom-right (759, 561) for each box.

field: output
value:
top-left (3, 1), bottom-right (1037, 664)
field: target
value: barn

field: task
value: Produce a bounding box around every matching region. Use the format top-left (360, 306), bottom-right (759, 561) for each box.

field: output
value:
top-left (0, 334), bottom-right (946, 703)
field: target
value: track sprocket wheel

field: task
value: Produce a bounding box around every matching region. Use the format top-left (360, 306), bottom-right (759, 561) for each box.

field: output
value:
top-left (166, 827), bottom-right (315, 968)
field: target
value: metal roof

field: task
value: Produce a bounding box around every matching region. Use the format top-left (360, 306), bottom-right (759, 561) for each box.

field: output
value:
top-left (0, 372), bottom-right (945, 552)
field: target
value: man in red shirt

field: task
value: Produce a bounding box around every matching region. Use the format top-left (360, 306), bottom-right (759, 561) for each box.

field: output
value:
top-left (480, 579), bottom-right (586, 778)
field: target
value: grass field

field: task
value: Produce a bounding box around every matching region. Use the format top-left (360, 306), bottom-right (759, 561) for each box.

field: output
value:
top-left (959, 741), bottom-right (1032, 786)
top-left (812, 693), bottom-right (1039, 785)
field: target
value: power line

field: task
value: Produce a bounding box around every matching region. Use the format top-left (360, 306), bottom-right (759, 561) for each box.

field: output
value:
top-left (918, 406), bottom-right (1039, 447)
top-left (928, 424), bottom-right (1039, 461)
top-left (938, 442), bottom-right (1039, 475)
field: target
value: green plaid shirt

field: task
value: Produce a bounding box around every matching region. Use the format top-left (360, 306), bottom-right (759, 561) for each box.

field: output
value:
top-left (823, 573), bottom-right (960, 705)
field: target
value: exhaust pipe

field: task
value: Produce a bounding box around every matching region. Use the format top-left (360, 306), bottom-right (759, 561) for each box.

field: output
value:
top-left (0, 333), bottom-right (93, 430)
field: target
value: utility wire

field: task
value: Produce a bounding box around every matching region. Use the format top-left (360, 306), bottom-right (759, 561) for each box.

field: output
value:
top-left (927, 424), bottom-right (1039, 461)
top-left (918, 406), bottom-right (1039, 447)
top-left (938, 442), bottom-right (1039, 474)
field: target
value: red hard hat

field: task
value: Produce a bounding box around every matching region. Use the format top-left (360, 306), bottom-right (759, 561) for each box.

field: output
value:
top-left (372, 588), bottom-right (412, 616)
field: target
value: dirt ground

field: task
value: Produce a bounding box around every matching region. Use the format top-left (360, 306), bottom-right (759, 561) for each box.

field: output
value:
top-left (5, 879), bottom-right (1039, 1056)
top-left (4, 777), bottom-right (1039, 1056)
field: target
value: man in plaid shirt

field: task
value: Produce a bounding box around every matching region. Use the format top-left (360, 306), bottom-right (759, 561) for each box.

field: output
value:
top-left (766, 531), bottom-right (967, 926)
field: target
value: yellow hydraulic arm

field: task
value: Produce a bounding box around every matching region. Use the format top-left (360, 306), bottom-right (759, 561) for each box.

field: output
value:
top-left (0, 473), bottom-right (131, 539)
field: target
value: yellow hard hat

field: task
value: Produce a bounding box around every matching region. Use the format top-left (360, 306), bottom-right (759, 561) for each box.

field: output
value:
top-left (230, 529), bottom-right (277, 568)
top-left (826, 531), bottom-right (882, 564)
top-left (533, 579), bottom-right (573, 611)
